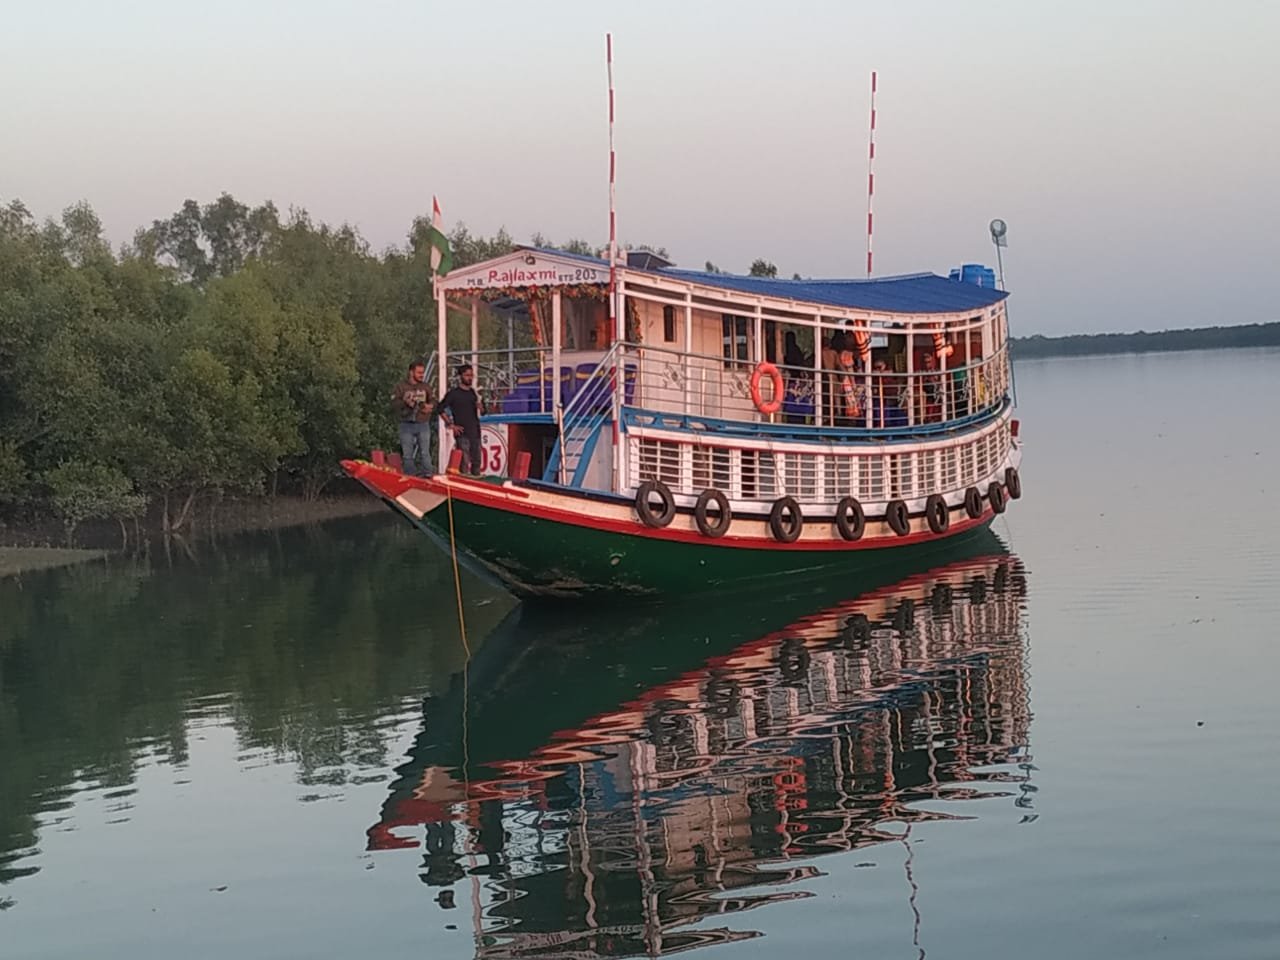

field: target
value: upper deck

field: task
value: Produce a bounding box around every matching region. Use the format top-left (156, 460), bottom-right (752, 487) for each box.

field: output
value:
top-left (431, 247), bottom-right (1016, 500)
top-left (435, 247), bottom-right (1010, 434)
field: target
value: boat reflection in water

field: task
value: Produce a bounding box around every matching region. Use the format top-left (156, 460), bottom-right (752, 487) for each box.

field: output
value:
top-left (371, 531), bottom-right (1032, 957)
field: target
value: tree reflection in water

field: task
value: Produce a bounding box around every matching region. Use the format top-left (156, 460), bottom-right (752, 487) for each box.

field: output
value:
top-left (371, 534), bottom-right (1032, 958)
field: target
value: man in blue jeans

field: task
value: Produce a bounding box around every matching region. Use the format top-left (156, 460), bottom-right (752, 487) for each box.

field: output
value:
top-left (435, 363), bottom-right (485, 476)
top-left (390, 360), bottom-right (434, 476)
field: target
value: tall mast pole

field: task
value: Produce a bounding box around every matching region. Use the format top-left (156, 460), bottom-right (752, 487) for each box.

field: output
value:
top-left (607, 33), bottom-right (619, 341)
top-left (866, 70), bottom-right (877, 278)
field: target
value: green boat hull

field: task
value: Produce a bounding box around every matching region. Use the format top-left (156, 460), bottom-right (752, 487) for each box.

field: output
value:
top-left (420, 492), bottom-right (999, 599)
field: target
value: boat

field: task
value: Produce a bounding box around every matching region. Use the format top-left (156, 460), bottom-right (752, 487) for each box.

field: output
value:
top-left (341, 244), bottom-right (1022, 598)
top-left (367, 535), bottom-right (1032, 956)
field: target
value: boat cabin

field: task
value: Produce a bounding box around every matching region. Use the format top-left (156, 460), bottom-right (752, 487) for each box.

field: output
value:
top-left (432, 247), bottom-right (1012, 515)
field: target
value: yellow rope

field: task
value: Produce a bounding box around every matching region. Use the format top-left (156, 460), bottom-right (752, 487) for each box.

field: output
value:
top-left (445, 483), bottom-right (471, 790)
top-left (445, 481), bottom-right (481, 940)
top-left (444, 483), bottom-right (471, 658)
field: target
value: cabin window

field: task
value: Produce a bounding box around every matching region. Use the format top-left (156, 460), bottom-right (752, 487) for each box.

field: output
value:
top-left (663, 304), bottom-right (676, 343)
top-left (721, 315), bottom-right (749, 368)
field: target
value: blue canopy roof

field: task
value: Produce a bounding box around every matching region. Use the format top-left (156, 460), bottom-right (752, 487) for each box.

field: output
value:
top-left (520, 247), bottom-right (1008, 314)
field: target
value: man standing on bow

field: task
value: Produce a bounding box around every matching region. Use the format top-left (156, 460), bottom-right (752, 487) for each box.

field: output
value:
top-left (435, 363), bottom-right (486, 476)
top-left (390, 360), bottom-right (434, 476)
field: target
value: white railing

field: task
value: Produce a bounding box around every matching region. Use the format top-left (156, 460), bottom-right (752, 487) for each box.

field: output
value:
top-left (441, 346), bottom-right (553, 414)
top-left (620, 342), bottom-right (1009, 431)
top-left (629, 415), bottom-right (1013, 507)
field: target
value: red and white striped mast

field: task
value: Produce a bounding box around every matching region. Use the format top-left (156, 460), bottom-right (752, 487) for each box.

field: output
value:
top-left (607, 33), bottom-right (620, 341)
top-left (866, 70), bottom-right (877, 278)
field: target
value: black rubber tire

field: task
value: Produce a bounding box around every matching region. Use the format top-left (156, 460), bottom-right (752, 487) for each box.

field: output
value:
top-left (635, 479), bottom-right (676, 528)
top-left (964, 486), bottom-right (984, 519)
top-left (993, 563), bottom-right (1010, 594)
top-left (844, 612), bottom-right (872, 646)
top-left (885, 499), bottom-right (911, 537)
top-left (1005, 466), bottom-right (1022, 499)
top-left (988, 481), bottom-right (1007, 514)
top-left (694, 488), bottom-right (732, 538)
top-left (894, 598), bottom-right (915, 633)
top-left (925, 494), bottom-right (950, 534)
top-left (778, 638), bottom-right (810, 683)
top-left (834, 496), bottom-right (865, 541)
top-left (931, 582), bottom-right (953, 617)
top-left (768, 496), bottom-right (803, 543)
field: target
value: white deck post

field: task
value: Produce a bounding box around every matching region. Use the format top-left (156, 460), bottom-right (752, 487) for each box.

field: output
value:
top-left (864, 323), bottom-right (873, 429)
top-left (683, 293), bottom-right (693, 415)
top-left (813, 316), bottom-right (824, 428)
top-left (553, 289), bottom-right (564, 483)
top-left (905, 328), bottom-right (915, 425)
top-left (436, 282), bottom-right (451, 469)
top-left (470, 300), bottom-right (479, 379)
top-left (753, 304), bottom-right (764, 420)
top-left (615, 275), bottom-right (625, 344)
top-left (507, 314), bottom-right (515, 391)
top-left (612, 290), bottom-right (623, 494)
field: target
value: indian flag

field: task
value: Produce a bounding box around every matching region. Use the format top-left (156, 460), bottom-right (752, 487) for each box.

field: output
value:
top-left (425, 195), bottom-right (453, 277)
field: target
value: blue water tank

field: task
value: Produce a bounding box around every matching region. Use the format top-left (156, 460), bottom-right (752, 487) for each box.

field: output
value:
top-left (949, 263), bottom-right (996, 288)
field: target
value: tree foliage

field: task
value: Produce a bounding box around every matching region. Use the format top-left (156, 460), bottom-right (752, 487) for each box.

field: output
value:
top-left (1, 195), bottom-right (703, 532)
top-left (0, 193), bottom-right (807, 534)
top-left (1010, 323), bottom-right (1280, 359)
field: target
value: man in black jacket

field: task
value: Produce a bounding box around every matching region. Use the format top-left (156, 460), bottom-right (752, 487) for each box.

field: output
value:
top-left (435, 364), bottom-right (486, 476)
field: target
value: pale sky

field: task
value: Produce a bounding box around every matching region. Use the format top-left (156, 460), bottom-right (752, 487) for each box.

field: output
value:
top-left (3, 0), bottom-right (1277, 334)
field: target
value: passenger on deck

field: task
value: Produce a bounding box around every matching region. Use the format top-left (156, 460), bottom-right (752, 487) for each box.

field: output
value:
top-left (920, 352), bottom-right (943, 422)
top-left (783, 331), bottom-right (808, 371)
top-left (390, 360), bottom-right (434, 476)
top-left (435, 364), bottom-right (486, 476)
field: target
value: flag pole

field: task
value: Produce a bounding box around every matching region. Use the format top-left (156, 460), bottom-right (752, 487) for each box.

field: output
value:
top-left (431, 196), bottom-right (450, 466)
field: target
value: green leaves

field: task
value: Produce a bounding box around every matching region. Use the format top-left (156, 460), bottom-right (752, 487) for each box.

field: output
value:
top-left (2, 194), bottom-right (641, 526)
top-left (45, 462), bottom-right (146, 534)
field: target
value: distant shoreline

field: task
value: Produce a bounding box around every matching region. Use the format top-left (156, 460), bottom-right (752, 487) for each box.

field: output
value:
top-left (0, 493), bottom-right (384, 558)
top-left (1010, 321), bottom-right (1280, 360)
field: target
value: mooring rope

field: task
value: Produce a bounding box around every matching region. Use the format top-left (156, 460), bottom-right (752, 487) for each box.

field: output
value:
top-left (445, 479), bottom-right (483, 942)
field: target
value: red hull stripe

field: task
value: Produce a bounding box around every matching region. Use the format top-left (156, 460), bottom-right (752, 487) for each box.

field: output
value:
top-left (342, 461), bottom-right (999, 553)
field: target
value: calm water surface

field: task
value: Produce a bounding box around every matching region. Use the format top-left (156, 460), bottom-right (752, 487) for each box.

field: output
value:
top-left (3, 348), bottom-right (1279, 959)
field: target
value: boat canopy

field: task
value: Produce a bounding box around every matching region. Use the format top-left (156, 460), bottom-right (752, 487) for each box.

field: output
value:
top-left (437, 246), bottom-right (1008, 317)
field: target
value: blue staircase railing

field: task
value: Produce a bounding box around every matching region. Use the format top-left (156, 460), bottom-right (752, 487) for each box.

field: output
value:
top-left (544, 343), bottom-right (623, 488)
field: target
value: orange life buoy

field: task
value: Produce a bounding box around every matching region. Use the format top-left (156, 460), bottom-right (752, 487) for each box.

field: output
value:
top-left (750, 361), bottom-right (784, 415)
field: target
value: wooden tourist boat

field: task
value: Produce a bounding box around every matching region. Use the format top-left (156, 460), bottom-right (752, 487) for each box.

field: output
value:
top-left (367, 537), bottom-right (1031, 957)
top-left (341, 246), bottom-right (1023, 597)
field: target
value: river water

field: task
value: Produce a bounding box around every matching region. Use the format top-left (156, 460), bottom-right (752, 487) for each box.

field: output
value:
top-left (2, 348), bottom-right (1278, 959)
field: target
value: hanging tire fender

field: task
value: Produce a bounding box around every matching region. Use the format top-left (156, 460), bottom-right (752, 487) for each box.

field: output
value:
top-left (768, 496), bottom-right (803, 543)
top-left (925, 494), bottom-right (950, 534)
top-left (885, 499), bottom-right (911, 537)
top-left (1005, 466), bottom-right (1022, 499)
top-left (964, 485), bottom-right (984, 519)
top-left (834, 496), bottom-right (865, 541)
top-left (988, 481), bottom-right (1007, 515)
top-left (635, 479), bottom-right (676, 528)
top-left (694, 488), bottom-right (732, 538)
